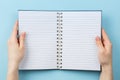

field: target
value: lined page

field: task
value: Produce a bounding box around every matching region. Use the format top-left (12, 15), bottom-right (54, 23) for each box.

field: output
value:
top-left (19, 11), bottom-right (57, 69)
top-left (62, 11), bottom-right (101, 70)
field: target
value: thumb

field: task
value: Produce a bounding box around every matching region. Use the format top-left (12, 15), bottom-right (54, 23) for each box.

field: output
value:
top-left (19, 32), bottom-right (26, 49)
top-left (95, 36), bottom-right (104, 50)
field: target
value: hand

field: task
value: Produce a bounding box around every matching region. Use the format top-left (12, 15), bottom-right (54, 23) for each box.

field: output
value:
top-left (96, 29), bottom-right (112, 69)
top-left (8, 21), bottom-right (26, 70)
top-left (96, 29), bottom-right (113, 80)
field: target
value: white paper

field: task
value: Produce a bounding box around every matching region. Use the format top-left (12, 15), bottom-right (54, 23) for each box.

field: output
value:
top-left (62, 11), bottom-right (101, 70)
top-left (18, 11), bottom-right (101, 71)
top-left (19, 11), bottom-right (57, 69)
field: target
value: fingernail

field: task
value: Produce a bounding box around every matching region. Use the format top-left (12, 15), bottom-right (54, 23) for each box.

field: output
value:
top-left (22, 32), bottom-right (26, 38)
top-left (96, 36), bottom-right (100, 41)
top-left (24, 32), bottom-right (26, 35)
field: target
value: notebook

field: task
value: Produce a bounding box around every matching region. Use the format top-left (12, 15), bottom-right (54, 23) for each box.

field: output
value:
top-left (18, 10), bottom-right (101, 71)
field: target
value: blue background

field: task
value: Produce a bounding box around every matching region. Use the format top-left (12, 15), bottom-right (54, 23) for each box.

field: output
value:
top-left (0, 0), bottom-right (120, 80)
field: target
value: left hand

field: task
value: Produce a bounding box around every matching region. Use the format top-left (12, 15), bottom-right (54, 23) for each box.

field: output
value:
top-left (8, 21), bottom-right (26, 69)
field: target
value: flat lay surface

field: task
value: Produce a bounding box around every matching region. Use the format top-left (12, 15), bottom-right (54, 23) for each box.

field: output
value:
top-left (0, 0), bottom-right (120, 80)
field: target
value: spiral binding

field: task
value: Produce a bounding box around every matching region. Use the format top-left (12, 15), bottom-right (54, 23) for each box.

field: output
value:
top-left (56, 12), bottom-right (63, 69)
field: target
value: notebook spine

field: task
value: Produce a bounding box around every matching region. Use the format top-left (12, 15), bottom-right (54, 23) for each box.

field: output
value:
top-left (56, 12), bottom-right (63, 69)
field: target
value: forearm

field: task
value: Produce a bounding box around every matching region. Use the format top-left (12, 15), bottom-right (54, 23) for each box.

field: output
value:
top-left (100, 65), bottom-right (113, 80)
top-left (7, 63), bottom-right (19, 80)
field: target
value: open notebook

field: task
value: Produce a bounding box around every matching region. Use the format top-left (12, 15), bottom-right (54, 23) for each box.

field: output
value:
top-left (19, 10), bottom-right (101, 71)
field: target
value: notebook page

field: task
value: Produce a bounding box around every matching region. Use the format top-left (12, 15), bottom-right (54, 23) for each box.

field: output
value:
top-left (19, 11), bottom-right (57, 69)
top-left (62, 11), bottom-right (101, 70)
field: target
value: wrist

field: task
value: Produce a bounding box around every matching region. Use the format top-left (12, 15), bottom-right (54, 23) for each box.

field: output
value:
top-left (102, 64), bottom-right (112, 73)
top-left (8, 62), bottom-right (19, 74)
top-left (100, 64), bottom-right (113, 80)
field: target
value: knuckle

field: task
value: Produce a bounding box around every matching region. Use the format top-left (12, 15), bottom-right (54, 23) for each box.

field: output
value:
top-left (7, 39), bottom-right (12, 45)
top-left (22, 45), bottom-right (25, 49)
top-left (100, 49), bottom-right (105, 54)
top-left (7, 39), bottom-right (16, 45)
top-left (96, 41), bottom-right (100, 46)
top-left (20, 45), bottom-right (25, 49)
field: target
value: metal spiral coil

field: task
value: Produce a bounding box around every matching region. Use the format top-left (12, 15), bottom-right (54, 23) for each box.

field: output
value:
top-left (56, 12), bottom-right (63, 69)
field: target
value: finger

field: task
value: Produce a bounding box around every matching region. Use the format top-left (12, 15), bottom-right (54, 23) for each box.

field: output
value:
top-left (102, 29), bottom-right (111, 44)
top-left (102, 29), bottom-right (112, 51)
top-left (11, 21), bottom-right (18, 38)
top-left (19, 32), bottom-right (26, 49)
top-left (95, 36), bottom-right (104, 50)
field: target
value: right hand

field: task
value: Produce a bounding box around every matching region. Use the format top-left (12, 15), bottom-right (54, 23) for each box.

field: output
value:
top-left (95, 29), bottom-right (112, 70)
